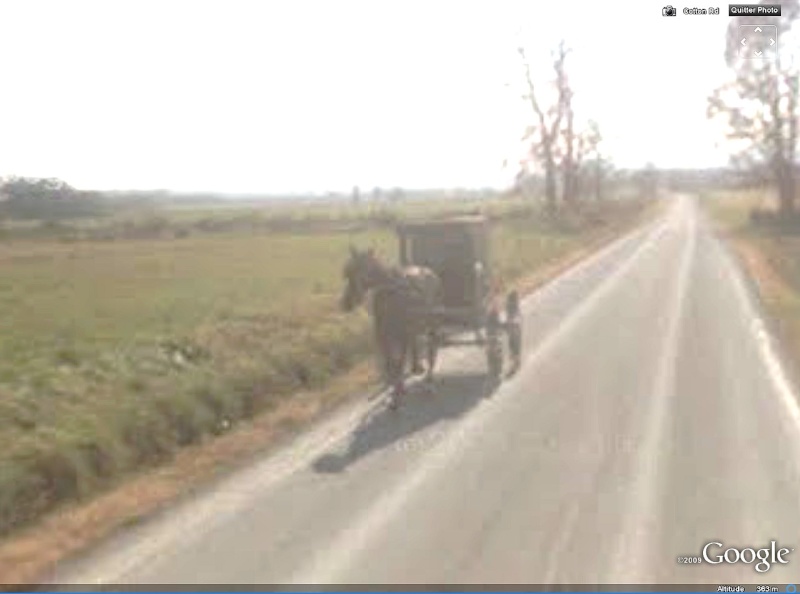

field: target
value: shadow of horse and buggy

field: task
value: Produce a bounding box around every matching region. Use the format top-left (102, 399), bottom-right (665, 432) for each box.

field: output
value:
top-left (340, 215), bottom-right (523, 411)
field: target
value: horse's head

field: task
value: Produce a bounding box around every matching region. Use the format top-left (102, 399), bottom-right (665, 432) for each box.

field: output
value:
top-left (340, 246), bottom-right (379, 312)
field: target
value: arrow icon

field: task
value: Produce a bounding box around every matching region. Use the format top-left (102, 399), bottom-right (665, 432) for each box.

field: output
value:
top-left (755, 26), bottom-right (762, 32)
top-left (771, 38), bottom-right (776, 45)
top-left (755, 50), bottom-right (763, 56)
top-left (742, 38), bottom-right (747, 45)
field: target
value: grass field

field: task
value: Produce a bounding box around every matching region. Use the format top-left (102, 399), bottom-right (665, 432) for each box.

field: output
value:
top-left (0, 195), bottom-right (539, 242)
top-left (0, 197), bottom-right (650, 537)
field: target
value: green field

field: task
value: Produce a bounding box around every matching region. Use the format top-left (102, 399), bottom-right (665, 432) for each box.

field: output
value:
top-left (0, 198), bottom-right (649, 536)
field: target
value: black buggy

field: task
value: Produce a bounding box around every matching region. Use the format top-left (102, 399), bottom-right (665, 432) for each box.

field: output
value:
top-left (396, 215), bottom-right (523, 380)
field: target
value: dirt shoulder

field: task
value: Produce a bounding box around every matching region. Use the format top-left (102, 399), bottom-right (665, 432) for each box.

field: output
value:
top-left (705, 192), bottom-right (800, 404)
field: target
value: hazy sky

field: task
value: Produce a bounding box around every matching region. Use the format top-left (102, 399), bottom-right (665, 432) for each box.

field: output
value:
top-left (0, 1), bottom-right (743, 193)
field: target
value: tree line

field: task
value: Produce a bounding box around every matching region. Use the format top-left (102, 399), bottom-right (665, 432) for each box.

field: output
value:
top-left (0, 176), bottom-right (107, 220)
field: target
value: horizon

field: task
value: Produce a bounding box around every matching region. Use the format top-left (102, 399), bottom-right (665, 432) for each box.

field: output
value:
top-left (86, 164), bottom-right (739, 198)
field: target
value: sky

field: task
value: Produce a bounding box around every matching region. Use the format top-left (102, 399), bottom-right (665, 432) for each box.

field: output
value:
top-left (0, 1), bottom-right (747, 193)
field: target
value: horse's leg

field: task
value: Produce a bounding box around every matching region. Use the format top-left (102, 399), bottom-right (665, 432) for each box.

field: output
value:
top-left (388, 341), bottom-right (405, 409)
top-left (398, 337), bottom-right (409, 393)
top-left (409, 333), bottom-right (424, 375)
top-left (386, 353), bottom-right (399, 409)
top-left (377, 335), bottom-right (391, 389)
top-left (378, 332), bottom-right (401, 407)
top-left (424, 327), bottom-right (439, 385)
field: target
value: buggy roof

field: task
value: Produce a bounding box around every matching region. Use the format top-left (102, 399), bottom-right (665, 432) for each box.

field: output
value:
top-left (396, 215), bottom-right (488, 233)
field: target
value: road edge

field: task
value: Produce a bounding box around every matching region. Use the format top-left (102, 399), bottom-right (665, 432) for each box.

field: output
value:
top-left (701, 202), bottom-right (800, 419)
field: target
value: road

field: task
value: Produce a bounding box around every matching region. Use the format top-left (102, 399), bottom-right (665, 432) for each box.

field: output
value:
top-left (48, 195), bottom-right (800, 587)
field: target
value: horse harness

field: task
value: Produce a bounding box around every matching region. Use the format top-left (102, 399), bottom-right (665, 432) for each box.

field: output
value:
top-left (369, 266), bottom-right (432, 317)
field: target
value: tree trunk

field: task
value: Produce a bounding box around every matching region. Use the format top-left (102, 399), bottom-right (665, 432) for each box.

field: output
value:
top-left (782, 73), bottom-right (798, 216)
top-left (778, 161), bottom-right (796, 215)
top-left (544, 163), bottom-right (557, 215)
top-left (594, 165), bottom-right (603, 201)
top-left (561, 97), bottom-right (576, 210)
top-left (562, 166), bottom-right (575, 210)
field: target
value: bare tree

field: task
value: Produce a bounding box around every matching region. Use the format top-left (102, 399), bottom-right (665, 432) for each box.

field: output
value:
top-left (557, 51), bottom-right (579, 210)
top-left (561, 116), bottom-right (577, 207)
top-left (519, 41), bottom-right (610, 212)
top-left (708, 0), bottom-right (800, 214)
top-left (518, 42), bottom-right (569, 215)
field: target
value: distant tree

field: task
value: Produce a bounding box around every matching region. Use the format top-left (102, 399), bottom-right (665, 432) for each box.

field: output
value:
top-left (637, 163), bottom-right (659, 200)
top-left (390, 188), bottom-right (404, 203)
top-left (707, 0), bottom-right (800, 214)
top-left (579, 121), bottom-right (609, 201)
top-left (0, 176), bottom-right (107, 219)
top-left (2, 176), bottom-right (76, 201)
top-left (352, 185), bottom-right (361, 206)
top-left (557, 49), bottom-right (579, 210)
top-left (518, 42), bottom-right (569, 215)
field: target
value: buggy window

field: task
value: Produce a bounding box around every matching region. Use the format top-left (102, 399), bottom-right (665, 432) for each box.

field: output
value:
top-left (409, 229), bottom-right (479, 308)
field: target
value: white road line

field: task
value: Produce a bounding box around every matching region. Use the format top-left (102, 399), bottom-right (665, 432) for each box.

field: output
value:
top-left (520, 222), bottom-right (657, 317)
top-left (718, 231), bottom-right (800, 438)
top-left (542, 501), bottom-right (582, 583)
top-left (607, 194), bottom-right (697, 583)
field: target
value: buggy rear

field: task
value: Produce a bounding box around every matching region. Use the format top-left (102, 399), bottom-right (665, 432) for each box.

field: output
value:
top-left (396, 215), bottom-right (522, 378)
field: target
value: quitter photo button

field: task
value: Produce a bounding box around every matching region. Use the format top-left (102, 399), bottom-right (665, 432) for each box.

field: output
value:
top-left (729, 4), bottom-right (782, 15)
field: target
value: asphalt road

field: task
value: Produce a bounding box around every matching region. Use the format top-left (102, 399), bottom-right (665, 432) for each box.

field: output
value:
top-left (47, 195), bottom-right (800, 587)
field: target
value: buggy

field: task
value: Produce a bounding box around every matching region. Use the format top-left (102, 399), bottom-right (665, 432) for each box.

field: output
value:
top-left (396, 215), bottom-right (522, 380)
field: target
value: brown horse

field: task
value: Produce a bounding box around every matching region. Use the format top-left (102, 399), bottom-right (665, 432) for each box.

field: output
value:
top-left (340, 246), bottom-right (443, 408)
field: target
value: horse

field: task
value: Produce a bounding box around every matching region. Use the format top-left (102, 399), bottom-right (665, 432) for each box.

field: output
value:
top-left (340, 246), bottom-right (443, 408)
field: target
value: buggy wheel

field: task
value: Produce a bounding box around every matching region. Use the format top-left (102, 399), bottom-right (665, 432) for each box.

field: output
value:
top-left (486, 334), bottom-right (503, 380)
top-left (508, 320), bottom-right (522, 366)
